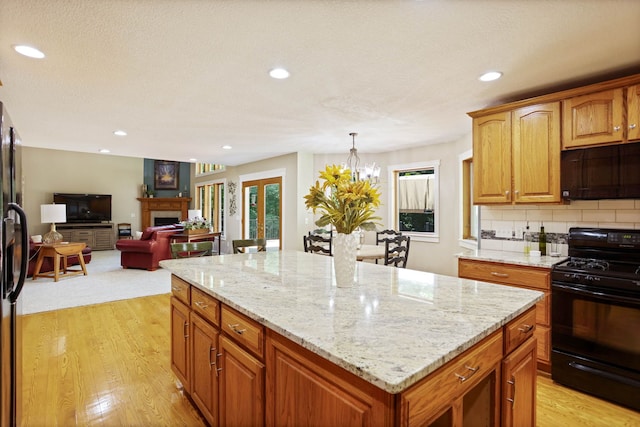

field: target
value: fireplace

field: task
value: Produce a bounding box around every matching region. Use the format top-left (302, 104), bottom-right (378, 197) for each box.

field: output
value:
top-left (154, 217), bottom-right (179, 226)
top-left (137, 197), bottom-right (191, 229)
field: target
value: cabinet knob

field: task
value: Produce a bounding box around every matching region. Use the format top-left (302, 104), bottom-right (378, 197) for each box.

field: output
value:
top-left (505, 190), bottom-right (510, 196)
top-left (613, 125), bottom-right (621, 132)
top-left (630, 123), bottom-right (637, 130)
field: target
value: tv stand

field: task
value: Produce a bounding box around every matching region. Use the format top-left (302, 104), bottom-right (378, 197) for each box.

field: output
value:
top-left (57, 223), bottom-right (114, 251)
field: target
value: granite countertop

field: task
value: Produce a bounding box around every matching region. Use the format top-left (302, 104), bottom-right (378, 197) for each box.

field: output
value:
top-left (160, 250), bottom-right (543, 394)
top-left (456, 248), bottom-right (568, 269)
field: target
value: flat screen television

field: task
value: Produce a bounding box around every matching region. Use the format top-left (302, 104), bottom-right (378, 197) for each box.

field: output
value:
top-left (53, 193), bottom-right (112, 223)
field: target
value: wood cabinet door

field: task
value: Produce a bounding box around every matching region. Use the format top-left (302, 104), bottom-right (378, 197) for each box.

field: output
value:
top-left (473, 111), bottom-right (512, 204)
top-left (170, 296), bottom-right (191, 393)
top-left (502, 338), bottom-right (537, 427)
top-left (627, 84), bottom-right (640, 141)
top-left (190, 313), bottom-right (219, 426)
top-left (562, 88), bottom-right (624, 149)
top-left (512, 103), bottom-right (561, 203)
top-left (219, 335), bottom-right (265, 427)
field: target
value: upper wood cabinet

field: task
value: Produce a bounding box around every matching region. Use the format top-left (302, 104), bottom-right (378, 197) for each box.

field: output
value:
top-left (628, 84), bottom-right (640, 141)
top-left (562, 88), bottom-right (625, 149)
top-left (473, 111), bottom-right (512, 204)
top-left (473, 102), bottom-right (561, 204)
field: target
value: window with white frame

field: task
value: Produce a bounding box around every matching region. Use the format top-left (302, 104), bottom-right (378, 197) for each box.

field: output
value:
top-left (389, 160), bottom-right (440, 242)
top-left (195, 180), bottom-right (225, 235)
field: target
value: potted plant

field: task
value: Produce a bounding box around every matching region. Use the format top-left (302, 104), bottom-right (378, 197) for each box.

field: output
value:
top-left (304, 164), bottom-right (381, 286)
top-left (181, 216), bottom-right (212, 235)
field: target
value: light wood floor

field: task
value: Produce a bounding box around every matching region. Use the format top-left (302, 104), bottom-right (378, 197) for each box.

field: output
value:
top-left (22, 294), bottom-right (640, 426)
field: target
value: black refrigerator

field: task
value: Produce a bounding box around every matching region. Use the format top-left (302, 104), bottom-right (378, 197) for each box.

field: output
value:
top-left (0, 102), bottom-right (28, 426)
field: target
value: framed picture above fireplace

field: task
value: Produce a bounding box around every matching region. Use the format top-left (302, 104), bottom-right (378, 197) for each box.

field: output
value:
top-left (154, 160), bottom-right (179, 189)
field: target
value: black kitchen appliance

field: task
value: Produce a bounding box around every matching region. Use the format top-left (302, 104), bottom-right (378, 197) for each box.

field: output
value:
top-left (561, 141), bottom-right (640, 200)
top-left (551, 227), bottom-right (640, 411)
top-left (0, 102), bottom-right (28, 425)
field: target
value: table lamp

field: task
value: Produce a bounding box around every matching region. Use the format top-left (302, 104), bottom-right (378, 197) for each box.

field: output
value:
top-left (41, 204), bottom-right (67, 244)
top-left (188, 209), bottom-right (202, 220)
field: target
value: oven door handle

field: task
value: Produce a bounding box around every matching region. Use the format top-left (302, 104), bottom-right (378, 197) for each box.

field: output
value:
top-left (552, 282), bottom-right (640, 306)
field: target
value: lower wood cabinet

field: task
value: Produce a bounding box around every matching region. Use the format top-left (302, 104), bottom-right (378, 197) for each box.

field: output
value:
top-left (171, 275), bottom-right (537, 427)
top-left (266, 330), bottom-right (394, 427)
top-left (218, 336), bottom-right (264, 427)
top-left (458, 258), bottom-right (551, 372)
top-left (170, 296), bottom-right (190, 392)
top-left (502, 337), bottom-right (537, 427)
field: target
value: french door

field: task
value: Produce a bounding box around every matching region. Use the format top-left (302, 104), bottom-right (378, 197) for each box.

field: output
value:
top-left (242, 177), bottom-right (281, 249)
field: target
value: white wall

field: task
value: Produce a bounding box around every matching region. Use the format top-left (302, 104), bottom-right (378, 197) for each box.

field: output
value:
top-left (314, 133), bottom-right (473, 277)
top-left (22, 147), bottom-right (143, 238)
top-left (193, 152), bottom-right (306, 254)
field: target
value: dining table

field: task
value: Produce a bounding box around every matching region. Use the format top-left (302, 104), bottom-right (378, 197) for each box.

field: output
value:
top-left (356, 244), bottom-right (386, 262)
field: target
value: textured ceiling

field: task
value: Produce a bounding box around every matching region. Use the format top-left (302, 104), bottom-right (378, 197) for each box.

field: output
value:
top-left (1, 0), bottom-right (639, 166)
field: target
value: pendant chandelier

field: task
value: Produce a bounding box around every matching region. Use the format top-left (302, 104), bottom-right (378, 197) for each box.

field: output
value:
top-left (344, 132), bottom-right (380, 183)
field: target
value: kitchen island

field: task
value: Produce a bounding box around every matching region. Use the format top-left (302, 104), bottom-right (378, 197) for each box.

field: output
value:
top-left (161, 250), bottom-right (543, 426)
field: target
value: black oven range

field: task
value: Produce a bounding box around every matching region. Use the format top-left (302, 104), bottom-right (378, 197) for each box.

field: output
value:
top-left (551, 227), bottom-right (640, 411)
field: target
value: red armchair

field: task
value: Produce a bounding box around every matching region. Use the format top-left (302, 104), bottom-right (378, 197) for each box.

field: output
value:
top-left (27, 240), bottom-right (92, 278)
top-left (115, 224), bottom-right (183, 271)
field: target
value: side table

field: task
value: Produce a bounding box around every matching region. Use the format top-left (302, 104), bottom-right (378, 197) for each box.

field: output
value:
top-left (32, 242), bottom-right (88, 282)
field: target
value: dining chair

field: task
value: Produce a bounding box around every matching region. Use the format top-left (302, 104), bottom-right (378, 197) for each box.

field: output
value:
top-left (232, 238), bottom-right (267, 254)
top-left (170, 241), bottom-right (214, 258)
top-left (384, 235), bottom-right (411, 268)
top-left (303, 234), bottom-right (332, 256)
top-left (117, 223), bottom-right (133, 240)
top-left (375, 229), bottom-right (402, 263)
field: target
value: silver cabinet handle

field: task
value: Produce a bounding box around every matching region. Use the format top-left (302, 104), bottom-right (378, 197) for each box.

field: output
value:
top-left (506, 377), bottom-right (516, 406)
top-left (505, 190), bottom-right (510, 196)
top-left (518, 324), bottom-right (534, 333)
top-left (613, 125), bottom-right (621, 132)
top-left (215, 352), bottom-right (222, 376)
top-left (630, 124), bottom-right (637, 130)
top-left (228, 323), bottom-right (247, 335)
top-left (491, 272), bottom-right (509, 278)
top-left (171, 286), bottom-right (182, 292)
top-left (209, 346), bottom-right (216, 371)
top-left (183, 321), bottom-right (189, 339)
top-left (454, 365), bottom-right (479, 382)
top-left (194, 301), bottom-right (209, 309)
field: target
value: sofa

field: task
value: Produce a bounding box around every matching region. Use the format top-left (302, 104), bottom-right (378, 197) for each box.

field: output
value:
top-left (115, 224), bottom-right (184, 271)
top-left (27, 240), bottom-right (92, 278)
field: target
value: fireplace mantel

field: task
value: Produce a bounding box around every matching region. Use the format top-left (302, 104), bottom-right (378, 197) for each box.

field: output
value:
top-left (137, 197), bottom-right (192, 230)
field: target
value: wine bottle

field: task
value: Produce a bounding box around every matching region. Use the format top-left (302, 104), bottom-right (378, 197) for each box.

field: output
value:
top-left (539, 224), bottom-right (547, 255)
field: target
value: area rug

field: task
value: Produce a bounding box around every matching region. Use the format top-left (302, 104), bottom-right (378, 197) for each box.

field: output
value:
top-left (21, 250), bottom-right (171, 314)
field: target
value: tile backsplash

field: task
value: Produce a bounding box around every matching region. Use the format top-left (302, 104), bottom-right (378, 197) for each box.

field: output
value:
top-left (480, 199), bottom-right (640, 255)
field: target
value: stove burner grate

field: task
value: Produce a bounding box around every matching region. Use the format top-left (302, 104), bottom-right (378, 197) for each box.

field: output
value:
top-left (565, 258), bottom-right (610, 271)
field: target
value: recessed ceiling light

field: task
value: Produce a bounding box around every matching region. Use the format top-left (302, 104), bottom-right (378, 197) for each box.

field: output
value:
top-left (113, 130), bottom-right (127, 136)
top-left (189, 158), bottom-right (197, 162)
top-left (479, 71), bottom-right (503, 82)
top-left (222, 145), bottom-right (232, 150)
top-left (269, 68), bottom-right (290, 79)
top-left (13, 45), bottom-right (45, 59)
top-left (98, 148), bottom-right (110, 154)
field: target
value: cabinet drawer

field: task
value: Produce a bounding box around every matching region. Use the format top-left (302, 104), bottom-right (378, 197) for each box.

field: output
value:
top-left (535, 325), bottom-right (550, 363)
top-left (458, 259), bottom-right (549, 290)
top-left (191, 287), bottom-right (220, 327)
top-left (400, 330), bottom-right (503, 427)
top-left (221, 305), bottom-right (264, 359)
top-left (171, 275), bottom-right (191, 305)
top-left (504, 307), bottom-right (536, 355)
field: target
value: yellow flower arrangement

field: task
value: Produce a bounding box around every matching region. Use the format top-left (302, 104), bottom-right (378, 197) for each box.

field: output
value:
top-left (304, 164), bottom-right (381, 234)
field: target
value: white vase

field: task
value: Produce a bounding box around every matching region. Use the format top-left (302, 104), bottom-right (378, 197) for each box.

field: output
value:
top-left (333, 232), bottom-right (358, 287)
